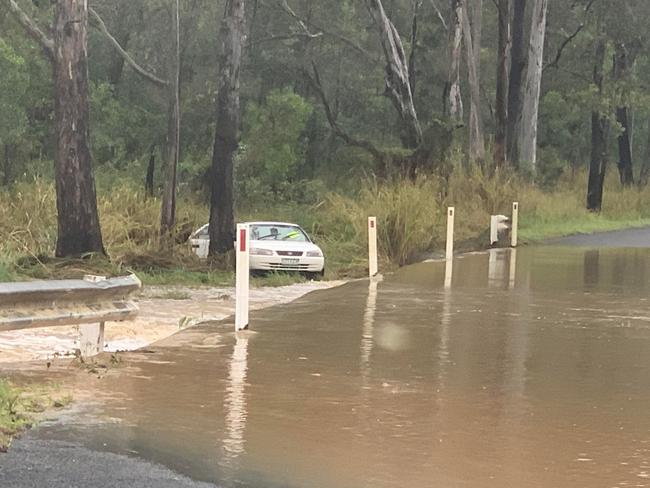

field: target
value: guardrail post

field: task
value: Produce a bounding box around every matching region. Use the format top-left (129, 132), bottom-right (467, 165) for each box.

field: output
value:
top-left (368, 217), bottom-right (378, 278)
top-left (79, 322), bottom-right (105, 358)
top-left (78, 275), bottom-right (108, 357)
top-left (446, 207), bottom-right (455, 260)
top-left (511, 202), bottom-right (519, 247)
top-left (235, 223), bottom-right (250, 331)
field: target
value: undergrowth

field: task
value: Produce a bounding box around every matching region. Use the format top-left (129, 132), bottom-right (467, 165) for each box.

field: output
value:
top-left (2, 169), bottom-right (650, 284)
top-left (0, 380), bottom-right (71, 452)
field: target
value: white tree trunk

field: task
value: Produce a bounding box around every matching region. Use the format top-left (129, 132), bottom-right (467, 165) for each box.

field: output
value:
top-left (519, 0), bottom-right (548, 173)
top-left (461, 0), bottom-right (485, 162)
top-left (445, 0), bottom-right (464, 125)
top-left (366, 0), bottom-right (422, 148)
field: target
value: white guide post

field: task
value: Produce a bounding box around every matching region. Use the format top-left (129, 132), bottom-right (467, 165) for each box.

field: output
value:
top-left (511, 202), bottom-right (519, 247)
top-left (446, 207), bottom-right (455, 261)
top-left (368, 217), bottom-right (378, 278)
top-left (490, 216), bottom-right (499, 246)
top-left (235, 224), bottom-right (250, 331)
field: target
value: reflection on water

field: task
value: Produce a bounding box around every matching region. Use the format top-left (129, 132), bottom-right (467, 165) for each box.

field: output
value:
top-left (221, 333), bottom-right (250, 471)
top-left (444, 258), bottom-right (453, 289)
top-left (509, 248), bottom-right (517, 289)
top-left (33, 246), bottom-right (650, 488)
top-left (361, 278), bottom-right (379, 385)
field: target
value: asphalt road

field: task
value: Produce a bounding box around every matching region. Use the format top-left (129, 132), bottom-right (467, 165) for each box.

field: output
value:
top-left (546, 226), bottom-right (650, 247)
top-left (0, 437), bottom-right (219, 488)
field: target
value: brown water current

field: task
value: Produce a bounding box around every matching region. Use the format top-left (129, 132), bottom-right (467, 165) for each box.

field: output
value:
top-left (34, 246), bottom-right (650, 487)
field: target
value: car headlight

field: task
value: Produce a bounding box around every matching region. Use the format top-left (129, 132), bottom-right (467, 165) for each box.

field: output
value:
top-left (306, 250), bottom-right (323, 258)
top-left (250, 248), bottom-right (274, 256)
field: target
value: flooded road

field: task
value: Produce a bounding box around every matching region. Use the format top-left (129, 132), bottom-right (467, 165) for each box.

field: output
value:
top-left (18, 246), bottom-right (650, 487)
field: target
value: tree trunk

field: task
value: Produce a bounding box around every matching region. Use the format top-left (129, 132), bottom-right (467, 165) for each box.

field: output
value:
top-left (614, 43), bottom-right (634, 186)
top-left (366, 0), bottom-right (422, 149)
top-left (494, 0), bottom-right (510, 168)
top-left (408, 0), bottom-right (422, 99)
top-left (208, 0), bottom-right (245, 256)
top-left (160, 0), bottom-right (181, 238)
top-left (461, 0), bottom-right (485, 163)
top-left (145, 147), bottom-right (156, 198)
top-left (638, 119), bottom-right (650, 187)
top-left (518, 0), bottom-right (548, 174)
top-left (53, 0), bottom-right (105, 257)
top-left (443, 0), bottom-right (464, 126)
top-left (587, 39), bottom-right (608, 212)
top-left (506, 0), bottom-right (526, 165)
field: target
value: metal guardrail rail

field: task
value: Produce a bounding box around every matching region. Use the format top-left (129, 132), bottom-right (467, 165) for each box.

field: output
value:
top-left (0, 274), bottom-right (141, 357)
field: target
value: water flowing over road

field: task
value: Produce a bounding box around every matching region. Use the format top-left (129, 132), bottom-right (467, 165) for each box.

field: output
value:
top-left (3, 240), bottom-right (650, 488)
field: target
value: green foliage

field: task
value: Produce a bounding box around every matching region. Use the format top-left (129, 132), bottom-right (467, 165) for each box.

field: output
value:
top-left (90, 82), bottom-right (163, 166)
top-left (238, 89), bottom-right (313, 200)
top-left (0, 261), bottom-right (14, 282)
top-left (0, 39), bottom-right (28, 144)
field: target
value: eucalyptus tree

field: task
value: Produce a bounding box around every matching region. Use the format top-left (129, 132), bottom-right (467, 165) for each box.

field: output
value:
top-left (3, 0), bottom-right (105, 257)
top-left (208, 0), bottom-right (246, 255)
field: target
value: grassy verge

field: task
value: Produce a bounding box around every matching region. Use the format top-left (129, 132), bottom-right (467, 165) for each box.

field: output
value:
top-left (3, 170), bottom-right (650, 286)
top-left (0, 380), bottom-right (72, 452)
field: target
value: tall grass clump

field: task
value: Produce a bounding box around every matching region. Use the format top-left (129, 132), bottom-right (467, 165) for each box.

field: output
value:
top-left (325, 178), bottom-right (445, 265)
top-left (0, 180), bottom-right (57, 260)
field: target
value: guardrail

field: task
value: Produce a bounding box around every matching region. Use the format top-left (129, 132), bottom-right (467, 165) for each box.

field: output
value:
top-left (0, 274), bottom-right (141, 358)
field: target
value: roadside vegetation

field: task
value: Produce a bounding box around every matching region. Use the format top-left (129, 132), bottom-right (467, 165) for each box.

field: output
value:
top-left (2, 168), bottom-right (650, 286)
top-left (0, 379), bottom-right (72, 452)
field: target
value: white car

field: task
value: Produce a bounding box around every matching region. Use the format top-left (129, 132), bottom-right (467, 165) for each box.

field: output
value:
top-left (190, 221), bottom-right (325, 277)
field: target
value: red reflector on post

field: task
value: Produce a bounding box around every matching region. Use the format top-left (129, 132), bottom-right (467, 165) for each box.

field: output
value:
top-left (370, 220), bottom-right (375, 229)
top-left (240, 228), bottom-right (247, 252)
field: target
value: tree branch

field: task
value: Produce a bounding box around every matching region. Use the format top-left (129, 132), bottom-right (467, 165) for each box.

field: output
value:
top-left (3, 0), bottom-right (54, 58)
top-left (269, 0), bottom-right (377, 61)
top-left (544, 0), bottom-right (599, 71)
top-left (89, 7), bottom-right (169, 88)
top-left (306, 62), bottom-right (386, 165)
top-left (277, 0), bottom-right (321, 38)
top-left (544, 23), bottom-right (585, 71)
top-left (428, 0), bottom-right (448, 31)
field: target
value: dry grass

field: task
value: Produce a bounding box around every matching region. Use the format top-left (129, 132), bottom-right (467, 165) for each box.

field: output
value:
top-left (2, 170), bottom-right (650, 282)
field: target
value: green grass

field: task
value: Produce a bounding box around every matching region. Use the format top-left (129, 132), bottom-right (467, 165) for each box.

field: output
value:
top-left (138, 269), bottom-right (232, 287)
top-left (0, 380), bottom-right (72, 452)
top-left (251, 271), bottom-right (309, 287)
top-left (0, 380), bottom-right (28, 451)
top-left (520, 216), bottom-right (650, 242)
top-left (0, 262), bottom-right (14, 282)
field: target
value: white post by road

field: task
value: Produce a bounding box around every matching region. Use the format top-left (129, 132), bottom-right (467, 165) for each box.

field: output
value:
top-left (235, 224), bottom-right (250, 331)
top-left (511, 202), bottom-right (519, 247)
top-left (368, 217), bottom-right (378, 278)
top-left (446, 207), bottom-right (455, 261)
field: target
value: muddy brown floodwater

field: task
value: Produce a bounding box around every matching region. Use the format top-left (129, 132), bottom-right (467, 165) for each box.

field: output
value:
top-left (30, 246), bottom-right (650, 488)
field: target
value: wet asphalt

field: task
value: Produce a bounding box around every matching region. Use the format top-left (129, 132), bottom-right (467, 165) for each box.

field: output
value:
top-left (0, 438), bottom-right (219, 488)
top-left (546, 225), bottom-right (650, 247)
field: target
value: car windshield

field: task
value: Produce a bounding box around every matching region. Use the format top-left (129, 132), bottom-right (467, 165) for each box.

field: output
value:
top-left (251, 224), bottom-right (309, 242)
